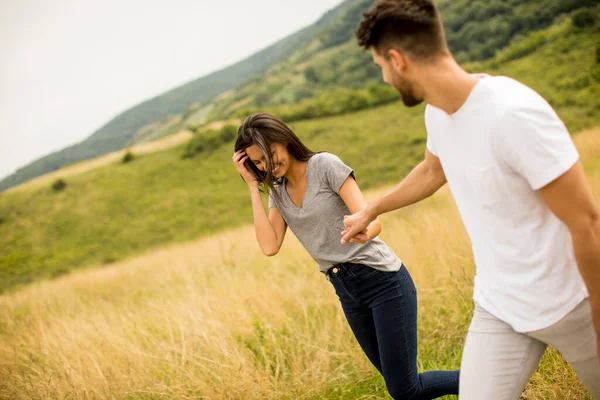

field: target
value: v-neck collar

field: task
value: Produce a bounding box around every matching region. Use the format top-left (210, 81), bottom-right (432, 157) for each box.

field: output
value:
top-left (283, 157), bottom-right (312, 209)
top-left (448, 74), bottom-right (489, 119)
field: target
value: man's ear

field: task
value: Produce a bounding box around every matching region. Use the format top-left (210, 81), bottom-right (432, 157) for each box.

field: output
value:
top-left (387, 48), bottom-right (406, 72)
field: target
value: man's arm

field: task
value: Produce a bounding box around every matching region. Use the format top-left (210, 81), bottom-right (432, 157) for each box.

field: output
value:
top-left (538, 162), bottom-right (600, 360)
top-left (341, 149), bottom-right (446, 244)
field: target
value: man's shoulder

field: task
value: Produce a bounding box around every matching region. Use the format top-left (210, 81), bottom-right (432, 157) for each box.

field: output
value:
top-left (482, 76), bottom-right (548, 111)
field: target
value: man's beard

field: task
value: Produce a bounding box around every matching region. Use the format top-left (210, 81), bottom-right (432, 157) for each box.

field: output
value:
top-left (391, 73), bottom-right (423, 107)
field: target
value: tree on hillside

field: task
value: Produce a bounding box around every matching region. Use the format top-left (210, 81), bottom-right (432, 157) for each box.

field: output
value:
top-left (572, 8), bottom-right (596, 28)
top-left (304, 67), bottom-right (320, 83)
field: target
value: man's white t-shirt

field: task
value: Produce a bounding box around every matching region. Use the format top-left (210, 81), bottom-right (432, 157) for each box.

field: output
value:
top-left (425, 75), bottom-right (588, 332)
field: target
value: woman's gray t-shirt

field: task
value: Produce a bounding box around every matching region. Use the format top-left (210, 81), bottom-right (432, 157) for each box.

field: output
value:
top-left (268, 153), bottom-right (402, 274)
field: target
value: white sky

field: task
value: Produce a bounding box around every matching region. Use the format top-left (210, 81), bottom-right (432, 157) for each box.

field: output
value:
top-left (0, 0), bottom-right (345, 180)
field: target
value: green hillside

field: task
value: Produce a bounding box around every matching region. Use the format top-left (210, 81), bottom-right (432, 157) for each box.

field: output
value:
top-left (0, 8), bottom-right (599, 293)
top-left (2, 0), bottom-right (596, 193)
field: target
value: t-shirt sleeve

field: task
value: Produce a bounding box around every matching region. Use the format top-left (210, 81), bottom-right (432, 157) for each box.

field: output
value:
top-left (426, 133), bottom-right (438, 157)
top-left (424, 105), bottom-right (438, 156)
top-left (268, 191), bottom-right (278, 209)
top-left (494, 105), bottom-right (579, 190)
top-left (316, 153), bottom-right (355, 193)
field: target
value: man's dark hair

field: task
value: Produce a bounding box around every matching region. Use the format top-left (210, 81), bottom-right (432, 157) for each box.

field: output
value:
top-left (356, 0), bottom-right (449, 61)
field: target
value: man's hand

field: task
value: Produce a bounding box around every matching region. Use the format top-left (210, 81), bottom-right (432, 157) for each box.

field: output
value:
top-left (341, 218), bottom-right (369, 244)
top-left (341, 209), bottom-right (375, 244)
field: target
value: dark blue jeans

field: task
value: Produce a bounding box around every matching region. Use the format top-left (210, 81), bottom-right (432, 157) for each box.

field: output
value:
top-left (327, 262), bottom-right (459, 400)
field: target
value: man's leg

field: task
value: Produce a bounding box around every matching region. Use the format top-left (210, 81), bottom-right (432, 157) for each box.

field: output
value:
top-left (527, 298), bottom-right (600, 398)
top-left (459, 303), bottom-right (546, 400)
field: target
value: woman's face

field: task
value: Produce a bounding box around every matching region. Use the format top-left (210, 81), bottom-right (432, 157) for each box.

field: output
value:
top-left (245, 142), bottom-right (290, 179)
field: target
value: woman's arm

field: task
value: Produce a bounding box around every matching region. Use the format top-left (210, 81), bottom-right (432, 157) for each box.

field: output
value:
top-left (234, 151), bottom-right (287, 256)
top-left (247, 187), bottom-right (287, 256)
top-left (338, 176), bottom-right (381, 244)
top-left (341, 149), bottom-right (446, 244)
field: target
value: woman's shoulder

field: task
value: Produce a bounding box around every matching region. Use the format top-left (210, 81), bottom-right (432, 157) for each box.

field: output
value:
top-left (311, 152), bottom-right (345, 166)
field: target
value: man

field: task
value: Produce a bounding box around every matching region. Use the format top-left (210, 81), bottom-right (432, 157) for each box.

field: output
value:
top-left (341, 0), bottom-right (600, 398)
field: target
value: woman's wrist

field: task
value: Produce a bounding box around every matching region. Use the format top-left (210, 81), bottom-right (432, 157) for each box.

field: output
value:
top-left (366, 220), bottom-right (381, 240)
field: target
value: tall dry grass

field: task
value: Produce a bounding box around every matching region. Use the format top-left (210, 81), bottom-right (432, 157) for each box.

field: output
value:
top-left (0, 129), bottom-right (598, 399)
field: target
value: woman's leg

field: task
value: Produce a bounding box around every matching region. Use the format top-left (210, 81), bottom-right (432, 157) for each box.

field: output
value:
top-left (340, 301), bottom-right (383, 373)
top-left (329, 267), bottom-right (382, 372)
top-left (371, 265), bottom-right (459, 400)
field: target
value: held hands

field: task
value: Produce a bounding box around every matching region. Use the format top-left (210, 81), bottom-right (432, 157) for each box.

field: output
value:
top-left (341, 209), bottom-right (374, 245)
top-left (232, 150), bottom-right (258, 188)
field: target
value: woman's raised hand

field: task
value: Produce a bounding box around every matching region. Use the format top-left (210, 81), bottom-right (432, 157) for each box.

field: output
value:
top-left (233, 150), bottom-right (258, 188)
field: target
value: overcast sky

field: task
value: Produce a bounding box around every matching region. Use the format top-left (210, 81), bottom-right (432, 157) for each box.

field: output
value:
top-left (0, 0), bottom-right (345, 180)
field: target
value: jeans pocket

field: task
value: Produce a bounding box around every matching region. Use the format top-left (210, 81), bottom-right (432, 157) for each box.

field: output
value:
top-left (347, 263), bottom-right (380, 280)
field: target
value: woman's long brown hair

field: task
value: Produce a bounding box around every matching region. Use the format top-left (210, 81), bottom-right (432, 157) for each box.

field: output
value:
top-left (235, 113), bottom-right (315, 204)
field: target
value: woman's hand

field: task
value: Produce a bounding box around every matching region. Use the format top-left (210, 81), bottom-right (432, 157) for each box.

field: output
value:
top-left (233, 150), bottom-right (258, 188)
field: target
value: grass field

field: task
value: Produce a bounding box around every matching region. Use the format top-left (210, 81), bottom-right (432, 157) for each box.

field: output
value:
top-left (0, 128), bottom-right (598, 399)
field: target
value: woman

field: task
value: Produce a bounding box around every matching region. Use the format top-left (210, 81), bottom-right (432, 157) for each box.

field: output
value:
top-left (232, 113), bottom-right (459, 400)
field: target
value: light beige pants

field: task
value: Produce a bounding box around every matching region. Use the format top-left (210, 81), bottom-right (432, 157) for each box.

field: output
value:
top-left (459, 298), bottom-right (600, 399)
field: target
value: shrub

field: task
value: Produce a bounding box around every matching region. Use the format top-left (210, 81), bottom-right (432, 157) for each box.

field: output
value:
top-left (304, 67), bottom-right (320, 83)
top-left (219, 125), bottom-right (237, 142)
top-left (572, 9), bottom-right (596, 28)
top-left (52, 179), bottom-right (67, 192)
top-left (182, 125), bottom-right (238, 159)
top-left (235, 87), bottom-right (398, 124)
top-left (294, 87), bottom-right (315, 103)
top-left (103, 256), bottom-right (117, 264)
top-left (121, 151), bottom-right (135, 164)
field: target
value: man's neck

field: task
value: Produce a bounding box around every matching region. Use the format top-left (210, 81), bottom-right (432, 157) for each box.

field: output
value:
top-left (421, 58), bottom-right (482, 116)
